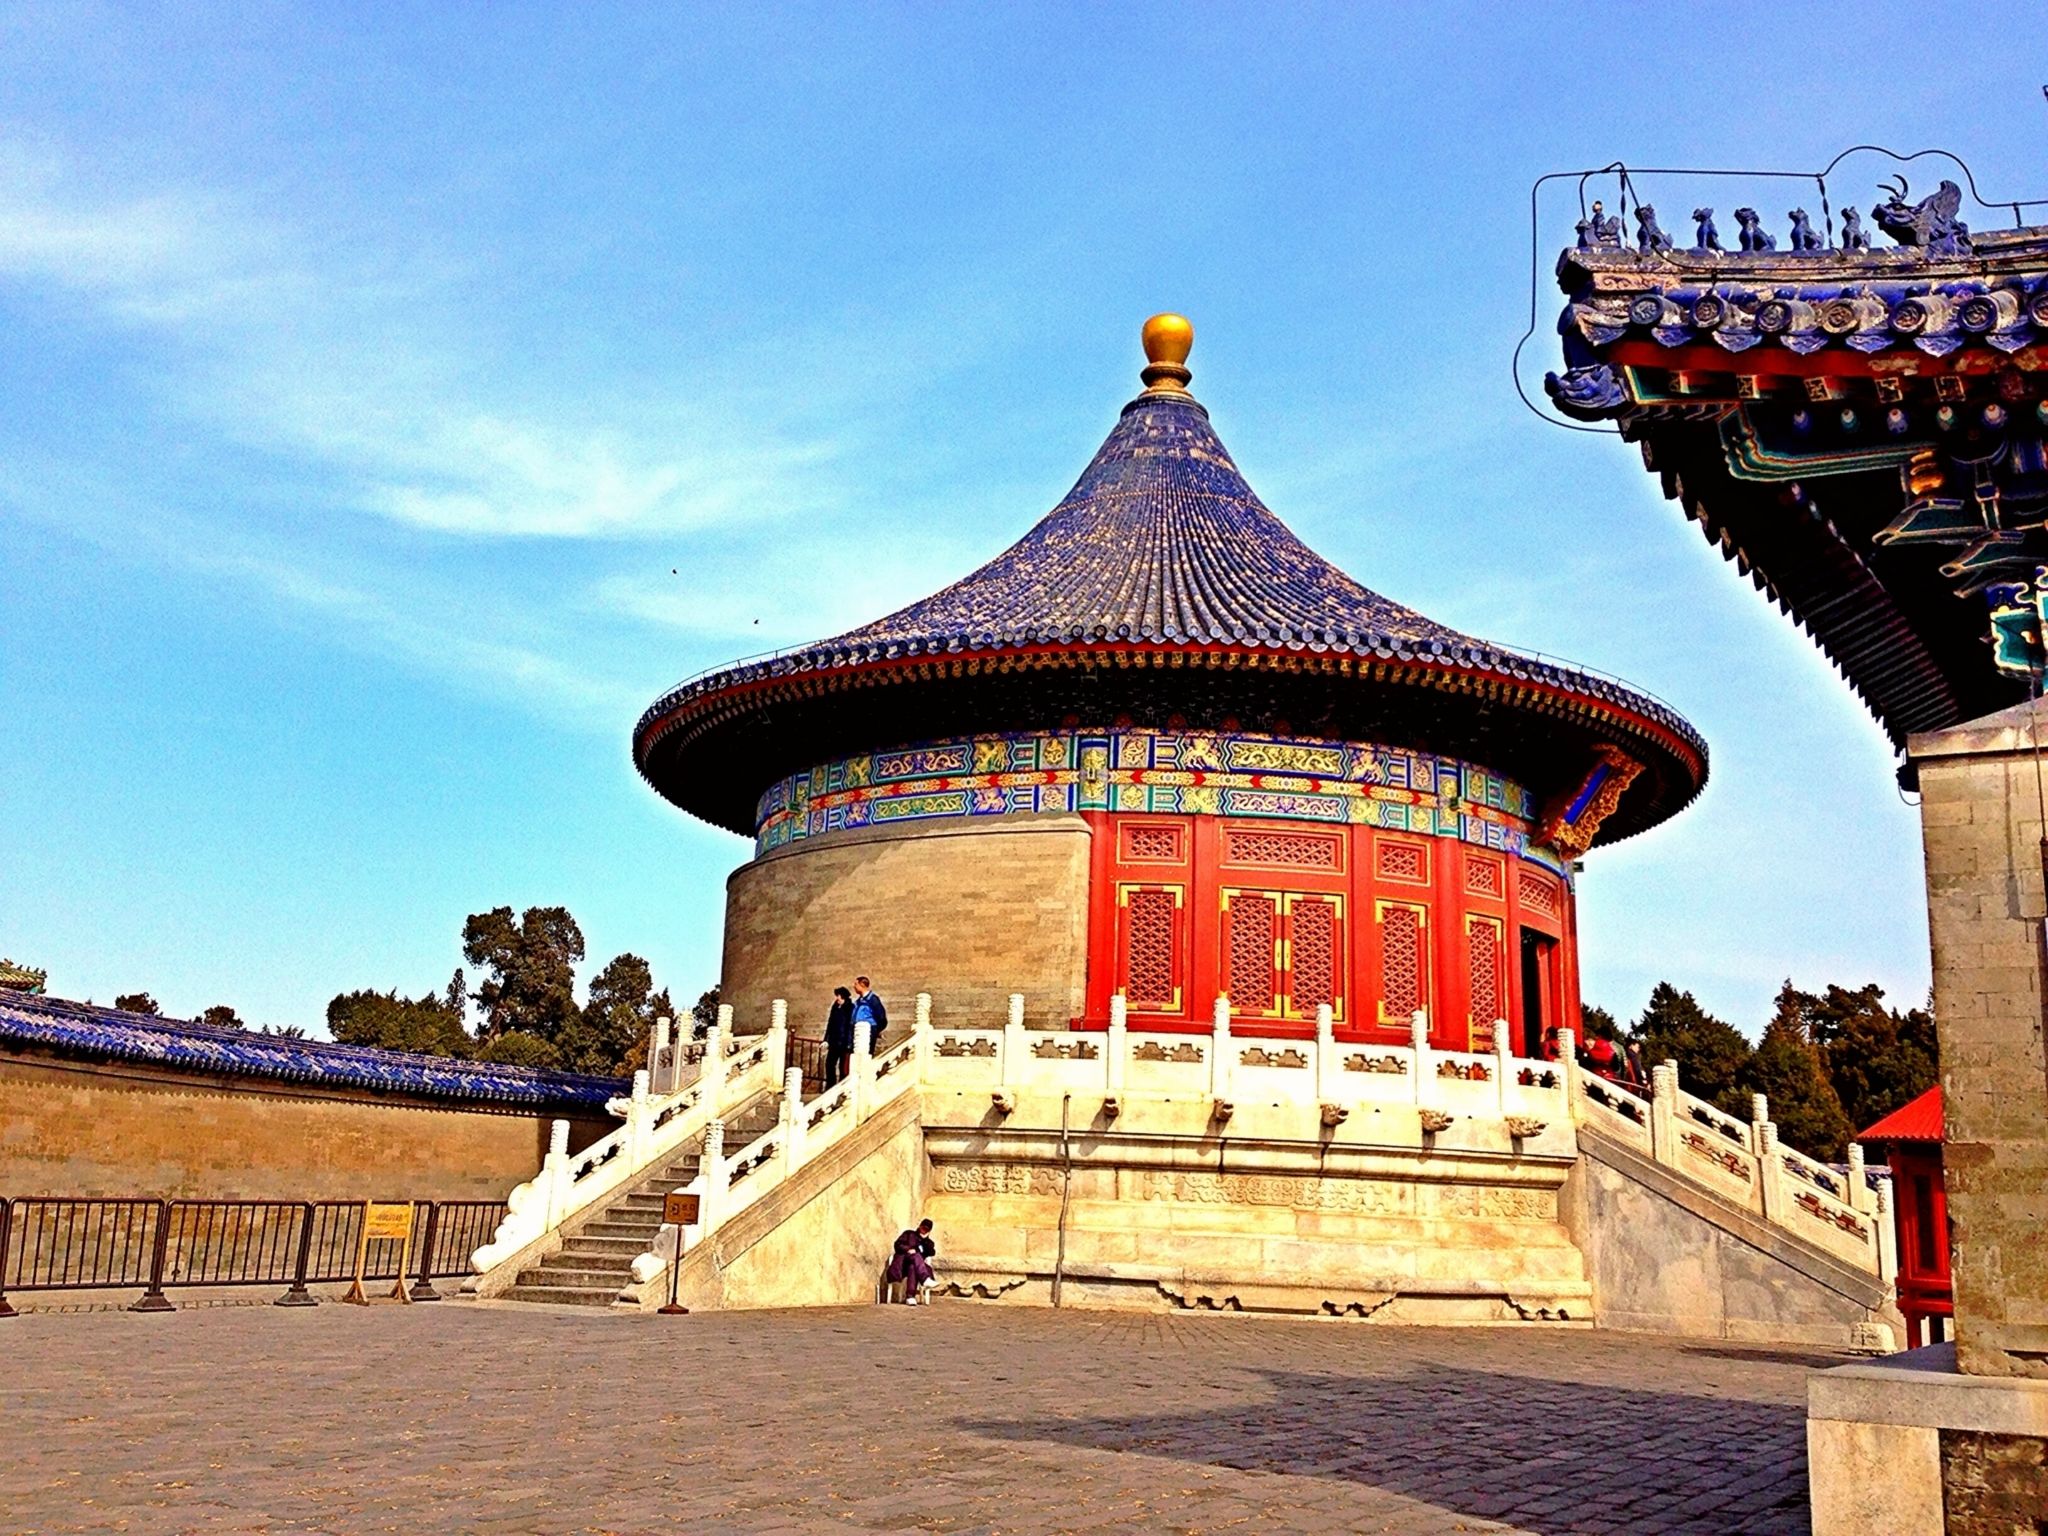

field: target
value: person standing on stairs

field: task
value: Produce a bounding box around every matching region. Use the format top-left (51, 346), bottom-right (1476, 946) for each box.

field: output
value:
top-left (824, 986), bottom-right (855, 1089)
top-left (851, 975), bottom-right (888, 1052)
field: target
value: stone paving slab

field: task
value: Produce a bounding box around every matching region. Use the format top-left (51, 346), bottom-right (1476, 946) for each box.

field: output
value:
top-left (0, 1301), bottom-right (1835, 1534)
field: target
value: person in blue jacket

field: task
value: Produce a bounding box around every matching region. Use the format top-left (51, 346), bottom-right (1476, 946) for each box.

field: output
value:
top-left (851, 975), bottom-right (888, 1051)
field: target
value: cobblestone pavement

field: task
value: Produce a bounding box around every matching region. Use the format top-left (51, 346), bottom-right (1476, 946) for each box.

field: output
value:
top-left (1, 1301), bottom-right (1834, 1535)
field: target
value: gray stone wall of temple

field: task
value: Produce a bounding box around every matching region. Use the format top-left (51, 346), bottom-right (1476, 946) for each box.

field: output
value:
top-left (719, 813), bottom-right (1092, 1037)
top-left (1910, 703), bottom-right (2048, 1382)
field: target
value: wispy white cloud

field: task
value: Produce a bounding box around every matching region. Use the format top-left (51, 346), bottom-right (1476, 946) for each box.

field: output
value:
top-left (0, 449), bottom-right (643, 730)
top-left (0, 141), bottom-right (844, 541)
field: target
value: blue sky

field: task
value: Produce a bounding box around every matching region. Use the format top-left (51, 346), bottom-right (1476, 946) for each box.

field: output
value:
top-left (4, 3), bottom-right (2039, 1036)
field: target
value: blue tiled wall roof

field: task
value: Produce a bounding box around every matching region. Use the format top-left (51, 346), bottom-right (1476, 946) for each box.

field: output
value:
top-left (0, 994), bottom-right (623, 1111)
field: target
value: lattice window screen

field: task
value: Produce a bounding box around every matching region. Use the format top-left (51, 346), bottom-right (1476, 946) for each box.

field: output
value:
top-left (1518, 871), bottom-right (1561, 917)
top-left (1467, 916), bottom-right (1503, 1051)
top-left (1289, 898), bottom-right (1339, 1014)
top-left (1379, 904), bottom-right (1425, 1020)
top-left (1225, 893), bottom-right (1279, 1013)
top-left (1465, 857), bottom-right (1503, 898)
top-left (1123, 825), bottom-right (1183, 862)
top-left (1223, 829), bottom-right (1340, 869)
top-left (1378, 841), bottom-right (1427, 882)
top-left (1124, 889), bottom-right (1178, 1007)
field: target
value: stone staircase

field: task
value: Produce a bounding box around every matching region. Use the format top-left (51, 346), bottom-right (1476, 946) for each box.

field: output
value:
top-left (501, 1088), bottom-right (784, 1308)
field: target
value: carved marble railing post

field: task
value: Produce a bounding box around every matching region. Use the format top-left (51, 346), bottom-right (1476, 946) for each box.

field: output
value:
top-left (701, 1017), bottom-right (727, 1104)
top-left (1313, 1003), bottom-right (1336, 1102)
top-left (1107, 993), bottom-right (1128, 1098)
top-left (1409, 1008), bottom-right (1433, 1109)
top-left (542, 1118), bottom-right (572, 1227)
top-left (914, 992), bottom-right (934, 1079)
top-left (1750, 1092), bottom-right (1770, 1158)
top-left (1873, 1176), bottom-right (1899, 1284)
top-left (851, 1008), bottom-right (874, 1120)
top-left (1556, 1026), bottom-right (1579, 1118)
top-left (780, 1067), bottom-right (805, 1169)
top-left (1756, 1116), bottom-right (1786, 1224)
top-left (626, 1068), bottom-right (652, 1168)
top-left (1846, 1141), bottom-right (1871, 1214)
top-left (1002, 993), bottom-right (1027, 1092)
top-left (1650, 1061), bottom-right (1679, 1164)
top-left (1211, 996), bottom-right (1233, 1101)
top-left (767, 998), bottom-right (789, 1080)
top-left (700, 1119), bottom-right (728, 1233)
top-left (649, 1015), bottom-right (673, 1093)
top-left (1493, 1021), bottom-right (1514, 1114)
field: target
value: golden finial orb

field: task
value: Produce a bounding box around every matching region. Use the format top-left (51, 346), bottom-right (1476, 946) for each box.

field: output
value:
top-left (1140, 312), bottom-right (1194, 393)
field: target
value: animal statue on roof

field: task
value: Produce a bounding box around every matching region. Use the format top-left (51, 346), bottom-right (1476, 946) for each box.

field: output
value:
top-left (1734, 208), bottom-right (1776, 252)
top-left (1634, 204), bottom-right (1673, 253)
top-left (1788, 208), bottom-right (1823, 252)
top-left (1692, 207), bottom-right (1722, 252)
top-left (1840, 206), bottom-right (1870, 251)
top-left (1873, 178), bottom-right (1971, 255)
top-left (1576, 199), bottom-right (1623, 251)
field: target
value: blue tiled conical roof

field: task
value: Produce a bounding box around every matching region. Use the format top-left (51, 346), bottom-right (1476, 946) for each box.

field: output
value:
top-left (830, 393), bottom-right (1468, 654)
top-left (635, 343), bottom-right (1707, 843)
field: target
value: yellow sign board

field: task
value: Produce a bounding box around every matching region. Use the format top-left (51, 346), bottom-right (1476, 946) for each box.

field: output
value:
top-left (663, 1192), bottom-right (701, 1226)
top-left (343, 1200), bottom-right (418, 1304)
top-left (363, 1202), bottom-right (415, 1241)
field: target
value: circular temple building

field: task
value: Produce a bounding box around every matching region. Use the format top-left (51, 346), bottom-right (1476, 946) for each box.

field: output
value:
top-left (635, 317), bottom-right (1706, 1051)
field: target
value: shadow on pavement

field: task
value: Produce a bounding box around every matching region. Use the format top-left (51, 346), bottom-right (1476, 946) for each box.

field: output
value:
top-left (961, 1364), bottom-right (1811, 1536)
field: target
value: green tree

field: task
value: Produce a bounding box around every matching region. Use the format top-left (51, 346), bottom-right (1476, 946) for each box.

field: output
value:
top-left (1807, 982), bottom-right (1939, 1134)
top-left (554, 953), bottom-right (659, 1075)
top-left (690, 984), bottom-right (721, 1038)
top-left (462, 906), bottom-right (584, 1045)
top-left (1743, 983), bottom-right (1855, 1161)
top-left (1629, 982), bottom-right (1753, 1116)
top-left (115, 993), bottom-right (161, 1015)
top-left (327, 988), bottom-right (473, 1058)
top-left (201, 1004), bottom-right (245, 1031)
top-left (476, 1030), bottom-right (562, 1069)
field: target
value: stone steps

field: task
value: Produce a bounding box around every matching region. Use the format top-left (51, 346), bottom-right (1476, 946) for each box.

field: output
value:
top-left (498, 1087), bottom-right (782, 1309)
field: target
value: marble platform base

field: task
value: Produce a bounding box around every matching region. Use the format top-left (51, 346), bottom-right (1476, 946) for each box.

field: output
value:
top-left (1808, 1343), bottom-right (2048, 1536)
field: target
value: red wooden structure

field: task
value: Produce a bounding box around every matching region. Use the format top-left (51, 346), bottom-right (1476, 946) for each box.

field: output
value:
top-left (1082, 812), bottom-right (1576, 1052)
top-left (1858, 1086), bottom-right (1950, 1347)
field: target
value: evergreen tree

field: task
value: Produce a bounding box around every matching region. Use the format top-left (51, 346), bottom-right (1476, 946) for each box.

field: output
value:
top-left (1807, 982), bottom-right (1939, 1134)
top-left (1629, 982), bottom-right (1754, 1116)
top-left (1580, 1003), bottom-right (1621, 1041)
top-left (689, 983), bottom-right (722, 1038)
top-left (475, 1030), bottom-right (561, 1069)
top-left (114, 993), bottom-right (161, 1015)
top-left (554, 952), bottom-right (658, 1075)
top-left (462, 906), bottom-right (584, 1046)
top-left (201, 1004), bottom-right (246, 1031)
top-left (327, 988), bottom-right (474, 1057)
top-left (1743, 983), bottom-right (1855, 1161)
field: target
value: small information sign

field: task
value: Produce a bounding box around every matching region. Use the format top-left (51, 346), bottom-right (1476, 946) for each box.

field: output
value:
top-left (344, 1200), bottom-right (418, 1305)
top-left (657, 1191), bottom-right (698, 1314)
top-left (663, 1192), bottom-right (701, 1227)
top-left (363, 1202), bottom-right (415, 1241)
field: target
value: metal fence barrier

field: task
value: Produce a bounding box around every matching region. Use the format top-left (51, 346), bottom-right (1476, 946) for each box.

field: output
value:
top-left (0, 1195), bottom-right (509, 1316)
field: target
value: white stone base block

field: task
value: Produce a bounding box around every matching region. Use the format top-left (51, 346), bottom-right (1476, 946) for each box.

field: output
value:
top-left (1806, 1417), bottom-right (1941, 1536)
top-left (1808, 1342), bottom-right (2048, 1536)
